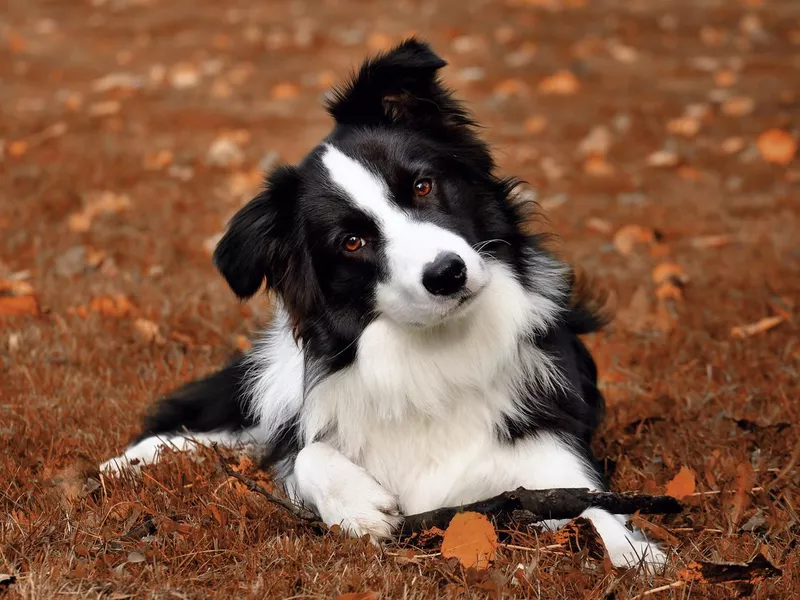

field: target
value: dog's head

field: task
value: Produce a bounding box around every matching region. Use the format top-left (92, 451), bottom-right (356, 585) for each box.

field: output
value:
top-left (214, 39), bottom-right (528, 360)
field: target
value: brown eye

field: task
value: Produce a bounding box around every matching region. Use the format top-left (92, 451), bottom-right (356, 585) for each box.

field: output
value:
top-left (342, 235), bottom-right (366, 252)
top-left (414, 178), bottom-right (433, 198)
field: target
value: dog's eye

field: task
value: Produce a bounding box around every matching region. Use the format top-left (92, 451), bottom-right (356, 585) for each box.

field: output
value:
top-left (414, 178), bottom-right (433, 198)
top-left (342, 235), bottom-right (366, 252)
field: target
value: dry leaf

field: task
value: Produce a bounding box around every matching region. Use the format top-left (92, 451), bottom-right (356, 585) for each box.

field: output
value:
top-left (88, 295), bottom-right (136, 318)
top-left (656, 281), bottom-right (683, 302)
top-left (756, 129), bottom-right (796, 166)
top-left (441, 511), bottom-right (497, 569)
top-left (652, 263), bottom-right (688, 286)
top-left (87, 100), bottom-right (121, 117)
top-left (646, 149), bottom-right (680, 167)
top-left (728, 461), bottom-right (756, 529)
top-left (143, 149), bottom-right (173, 170)
top-left (0, 296), bottom-right (38, 317)
top-left (271, 82), bottom-right (300, 100)
top-left (613, 224), bottom-right (656, 255)
top-left (7, 140), bottom-right (28, 157)
top-left (235, 334), bottom-right (252, 352)
top-left (169, 63), bottom-right (200, 89)
top-left (586, 217), bottom-right (613, 233)
top-left (665, 466), bottom-right (696, 500)
top-left (667, 116), bottom-right (700, 138)
top-left (731, 315), bottom-right (784, 338)
top-left (493, 78), bottom-right (526, 97)
top-left (538, 70), bottom-right (579, 95)
top-left (206, 136), bottom-right (244, 168)
top-left (690, 234), bottom-right (735, 249)
top-left (523, 115), bottom-right (548, 134)
top-left (577, 125), bottom-right (612, 157)
top-left (68, 191), bottom-right (131, 232)
top-left (629, 515), bottom-right (680, 546)
top-left (720, 137), bottom-right (746, 155)
top-left (0, 279), bottom-right (34, 296)
top-left (713, 69), bottom-right (737, 88)
top-left (134, 318), bottom-right (165, 345)
top-left (721, 96), bottom-right (755, 117)
top-left (583, 155), bottom-right (614, 176)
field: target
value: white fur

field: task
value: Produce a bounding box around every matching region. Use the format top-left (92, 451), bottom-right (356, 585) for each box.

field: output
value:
top-left (321, 145), bottom-right (489, 326)
top-left (100, 428), bottom-right (263, 475)
top-left (289, 442), bottom-right (402, 541)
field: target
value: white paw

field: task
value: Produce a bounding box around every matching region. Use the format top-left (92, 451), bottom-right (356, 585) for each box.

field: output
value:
top-left (316, 479), bottom-right (402, 542)
top-left (607, 538), bottom-right (667, 573)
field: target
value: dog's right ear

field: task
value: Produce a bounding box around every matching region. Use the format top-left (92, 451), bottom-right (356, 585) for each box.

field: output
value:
top-left (213, 166), bottom-right (300, 299)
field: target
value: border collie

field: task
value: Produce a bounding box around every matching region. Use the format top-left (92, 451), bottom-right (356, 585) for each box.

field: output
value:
top-left (102, 39), bottom-right (665, 570)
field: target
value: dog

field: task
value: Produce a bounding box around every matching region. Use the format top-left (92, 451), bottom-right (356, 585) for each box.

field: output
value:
top-left (102, 39), bottom-right (666, 571)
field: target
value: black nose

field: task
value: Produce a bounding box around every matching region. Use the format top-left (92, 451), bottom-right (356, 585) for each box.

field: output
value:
top-left (422, 252), bottom-right (467, 296)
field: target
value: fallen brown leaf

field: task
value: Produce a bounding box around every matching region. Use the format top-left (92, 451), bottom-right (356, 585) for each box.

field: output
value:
top-left (665, 466), bottom-right (696, 500)
top-left (629, 515), bottom-right (680, 546)
top-left (667, 116), bottom-right (700, 138)
top-left (441, 511), bottom-right (497, 569)
top-left (0, 295), bottom-right (38, 317)
top-left (652, 263), bottom-right (688, 286)
top-left (721, 96), bottom-right (755, 117)
top-left (613, 224), bottom-right (656, 255)
top-left (728, 461), bottom-right (756, 530)
top-left (68, 191), bottom-right (131, 233)
top-left (0, 279), bottom-right (34, 297)
top-left (583, 155), bottom-right (615, 176)
top-left (720, 137), bottom-right (746, 155)
top-left (646, 149), bottom-right (679, 167)
top-left (586, 217), bottom-right (613, 234)
top-left (134, 318), bottom-right (165, 345)
top-left (731, 315), bottom-right (784, 338)
top-left (756, 129), bottom-right (796, 166)
top-left (523, 115), bottom-right (548, 134)
top-left (713, 69), bottom-right (737, 88)
top-left (271, 82), bottom-right (300, 100)
top-left (690, 234), bottom-right (735, 249)
top-left (88, 295), bottom-right (137, 318)
top-left (538, 70), bottom-right (579, 95)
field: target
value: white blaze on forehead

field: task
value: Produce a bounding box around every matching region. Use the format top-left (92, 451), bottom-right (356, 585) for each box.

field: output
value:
top-left (320, 143), bottom-right (489, 326)
top-left (320, 144), bottom-right (396, 222)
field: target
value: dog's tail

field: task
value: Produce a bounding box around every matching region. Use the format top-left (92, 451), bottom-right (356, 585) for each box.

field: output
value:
top-left (135, 353), bottom-right (256, 443)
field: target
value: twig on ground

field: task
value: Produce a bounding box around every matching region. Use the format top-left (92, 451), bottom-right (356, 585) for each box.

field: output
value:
top-left (212, 444), bottom-right (318, 523)
top-left (630, 581), bottom-right (686, 599)
top-left (401, 487), bottom-right (682, 536)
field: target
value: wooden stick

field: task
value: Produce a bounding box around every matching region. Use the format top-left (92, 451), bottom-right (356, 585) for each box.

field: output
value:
top-left (401, 487), bottom-right (682, 536)
top-left (212, 444), bottom-right (318, 523)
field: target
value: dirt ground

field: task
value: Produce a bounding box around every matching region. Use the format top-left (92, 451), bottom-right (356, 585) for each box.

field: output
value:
top-left (1, 0), bottom-right (799, 598)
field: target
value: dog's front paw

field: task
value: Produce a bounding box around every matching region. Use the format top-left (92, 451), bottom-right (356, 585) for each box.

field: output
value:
top-left (317, 479), bottom-right (402, 542)
top-left (607, 538), bottom-right (667, 573)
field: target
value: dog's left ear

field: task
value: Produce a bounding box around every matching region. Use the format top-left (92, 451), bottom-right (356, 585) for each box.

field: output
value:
top-left (213, 166), bottom-right (301, 299)
top-left (327, 38), bottom-right (468, 129)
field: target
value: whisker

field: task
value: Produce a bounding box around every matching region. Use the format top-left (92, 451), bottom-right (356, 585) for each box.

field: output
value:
top-left (472, 239), bottom-right (511, 253)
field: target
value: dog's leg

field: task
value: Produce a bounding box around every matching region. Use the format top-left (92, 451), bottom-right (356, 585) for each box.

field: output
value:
top-left (288, 442), bottom-right (402, 542)
top-left (516, 434), bottom-right (667, 572)
top-left (101, 355), bottom-right (260, 474)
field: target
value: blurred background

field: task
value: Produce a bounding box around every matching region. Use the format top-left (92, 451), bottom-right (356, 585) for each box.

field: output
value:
top-left (1, 0), bottom-right (798, 597)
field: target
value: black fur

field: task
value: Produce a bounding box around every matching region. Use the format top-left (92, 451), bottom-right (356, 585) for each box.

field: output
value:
top-left (135, 354), bottom-right (254, 443)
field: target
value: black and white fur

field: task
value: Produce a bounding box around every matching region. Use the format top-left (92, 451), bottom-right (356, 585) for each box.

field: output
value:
top-left (102, 40), bottom-right (665, 570)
